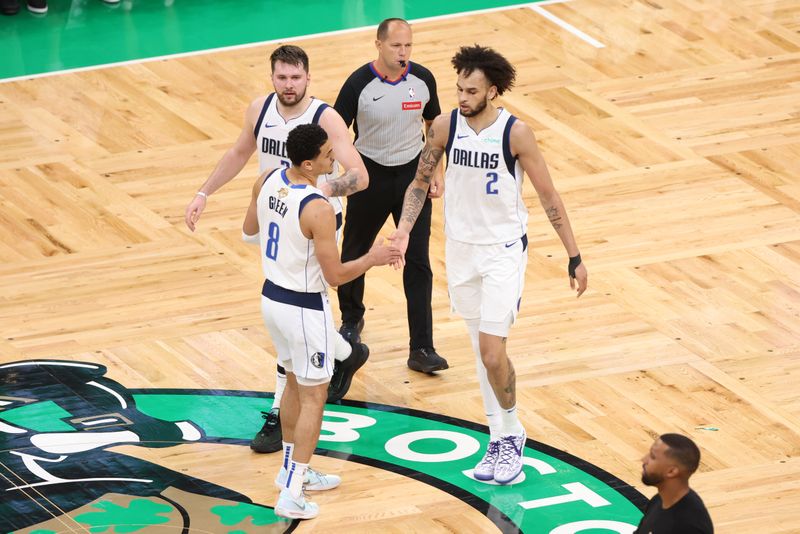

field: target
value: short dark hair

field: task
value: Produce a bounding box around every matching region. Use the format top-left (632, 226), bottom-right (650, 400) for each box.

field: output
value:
top-left (270, 45), bottom-right (309, 72)
top-left (660, 433), bottom-right (701, 475)
top-left (286, 124), bottom-right (328, 166)
top-left (451, 45), bottom-right (516, 95)
top-left (377, 18), bottom-right (409, 41)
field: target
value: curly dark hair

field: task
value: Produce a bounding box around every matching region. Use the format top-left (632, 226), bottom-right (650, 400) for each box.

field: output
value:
top-left (286, 124), bottom-right (328, 166)
top-left (451, 45), bottom-right (516, 95)
top-left (270, 45), bottom-right (309, 73)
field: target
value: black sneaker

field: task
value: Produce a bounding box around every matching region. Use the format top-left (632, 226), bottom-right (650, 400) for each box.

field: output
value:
top-left (250, 409), bottom-right (282, 453)
top-left (26, 0), bottom-right (46, 13)
top-left (407, 348), bottom-right (449, 374)
top-left (327, 342), bottom-right (369, 403)
top-left (1, 0), bottom-right (20, 15)
top-left (338, 318), bottom-right (364, 344)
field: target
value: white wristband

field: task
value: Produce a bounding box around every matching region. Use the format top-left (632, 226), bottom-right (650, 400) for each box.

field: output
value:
top-left (196, 191), bottom-right (208, 199)
top-left (242, 231), bottom-right (260, 244)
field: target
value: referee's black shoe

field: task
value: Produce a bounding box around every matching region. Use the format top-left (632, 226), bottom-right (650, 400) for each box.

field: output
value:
top-left (2, 0), bottom-right (20, 14)
top-left (327, 342), bottom-right (369, 403)
top-left (250, 409), bottom-right (282, 453)
top-left (338, 318), bottom-right (365, 344)
top-left (26, 0), bottom-right (47, 13)
top-left (408, 348), bottom-right (449, 374)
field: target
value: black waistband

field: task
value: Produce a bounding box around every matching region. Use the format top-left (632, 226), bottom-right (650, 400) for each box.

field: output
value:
top-left (262, 280), bottom-right (324, 311)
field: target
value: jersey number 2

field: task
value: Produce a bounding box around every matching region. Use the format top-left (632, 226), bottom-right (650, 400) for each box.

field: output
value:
top-left (486, 172), bottom-right (499, 195)
top-left (265, 222), bottom-right (280, 260)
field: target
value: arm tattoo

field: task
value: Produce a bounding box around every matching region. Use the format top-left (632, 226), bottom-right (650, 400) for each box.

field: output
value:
top-left (400, 143), bottom-right (444, 227)
top-left (418, 143), bottom-right (444, 183)
top-left (546, 206), bottom-right (563, 230)
top-left (325, 169), bottom-right (360, 197)
top-left (401, 187), bottom-right (428, 227)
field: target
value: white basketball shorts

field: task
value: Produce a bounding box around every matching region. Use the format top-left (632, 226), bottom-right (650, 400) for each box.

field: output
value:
top-left (260, 280), bottom-right (335, 385)
top-left (445, 235), bottom-right (528, 337)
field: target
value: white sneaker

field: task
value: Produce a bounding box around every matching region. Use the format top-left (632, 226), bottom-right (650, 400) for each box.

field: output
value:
top-left (473, 440), bottom-right (500, 481)
top-left (275, 466), bottom-right (341, 491)
top-left (275, 489), bottom-right (319, 520)
top-left (304, 466), bottom-right (341, 490)
top-left (493, 430), bottom-right (526, 484)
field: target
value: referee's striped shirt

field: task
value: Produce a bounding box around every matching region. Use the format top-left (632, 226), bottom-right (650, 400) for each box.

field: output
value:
top-left (334, 61), bottom-right (441, 167)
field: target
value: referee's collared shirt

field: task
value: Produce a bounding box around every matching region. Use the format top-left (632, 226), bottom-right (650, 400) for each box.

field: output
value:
top-left (334, 61), bottom-right (440, 167)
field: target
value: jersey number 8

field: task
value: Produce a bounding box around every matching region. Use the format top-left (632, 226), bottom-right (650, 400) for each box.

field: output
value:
top-left (265, 222), bottom-right (280, 260)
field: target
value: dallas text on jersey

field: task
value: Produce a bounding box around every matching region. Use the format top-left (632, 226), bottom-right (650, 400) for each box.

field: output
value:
top-left (450, 148), bottom-right (499, 170)
top-left (262, 137), bottom-right (287, 158)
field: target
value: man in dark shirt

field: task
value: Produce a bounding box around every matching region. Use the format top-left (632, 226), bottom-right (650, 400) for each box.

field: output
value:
top-left (334, 18), bottom-right (448, 374)
top-left (636, 433), bottom-right (714, 534)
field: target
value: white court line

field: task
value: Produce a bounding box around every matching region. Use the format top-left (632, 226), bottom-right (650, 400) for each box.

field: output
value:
top-left (0, 361), bottom-right (99, 369)
top-left (529, 4), bottom-right (605, 48)
top-left (0, 1), bottom-right (572, 84)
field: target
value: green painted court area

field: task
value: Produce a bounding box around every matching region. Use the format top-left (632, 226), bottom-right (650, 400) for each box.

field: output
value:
top-left (0, 0), bottom-right (539, 81)
top-left (134, 393), bottom-right (644, 533)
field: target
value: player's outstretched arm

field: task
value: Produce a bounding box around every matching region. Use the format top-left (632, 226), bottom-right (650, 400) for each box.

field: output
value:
top-left (318, 108), bottom-right (369, 195)
top-left (424, 118), bottom-right (445, 199)
top-left (185, 98), bottom-right (261, 231)
top-left (303, 199), bottom-right (401, 286)
top-left (390, 114), bottom-right (449, 258)
top-left (242, 170), bottom-right (269, 240)
top-left (513, 120), bottom-right (588, 297)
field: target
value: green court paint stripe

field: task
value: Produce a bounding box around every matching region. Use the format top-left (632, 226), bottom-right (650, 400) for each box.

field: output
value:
top-left (0, 0), bottom-right (560, 83)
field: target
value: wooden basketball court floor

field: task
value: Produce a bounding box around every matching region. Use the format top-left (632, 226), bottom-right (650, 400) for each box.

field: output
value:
top-left (1, 1), bottom-right (800, 532)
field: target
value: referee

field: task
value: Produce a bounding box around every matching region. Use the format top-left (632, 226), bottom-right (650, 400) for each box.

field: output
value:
top-left (334, 18), bottom-right (448, 374)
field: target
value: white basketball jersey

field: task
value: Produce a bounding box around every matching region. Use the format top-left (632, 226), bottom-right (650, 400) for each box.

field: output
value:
top-left (254, 94), bottom-right (343, 225)
top-left (257, 168), bottom-right (328, 293)
top-left (444, 108), bottom-right (527, 245)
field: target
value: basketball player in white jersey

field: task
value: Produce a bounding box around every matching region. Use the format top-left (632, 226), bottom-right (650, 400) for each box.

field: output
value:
top-left (391, 45), bottom-right (588, 484)
top-left (243, 124), bottom-right (400, 519)
top-left (185, 45), bottom-right (367, 229)
top-left (184, 45), bottom-right (370, 455)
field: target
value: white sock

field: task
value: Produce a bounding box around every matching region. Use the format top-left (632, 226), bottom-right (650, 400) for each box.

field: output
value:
top-left (334, 331), bottom-right (352, 362)
top-left (273, 369), bottom-right (287, 410)
top-left (286, 461), bottom-right (308, 499)
top-left (487, 413), bottom-right (503, 442)
top-left (466, 319), bottom-right (502, 441)
top-left (500, 405), bottom-right (524, 436)
top-left (282, 441), bottom-right (294, 471)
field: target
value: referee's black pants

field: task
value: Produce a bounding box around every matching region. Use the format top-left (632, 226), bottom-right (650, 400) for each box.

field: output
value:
top-left (338, 152), bottom-right (434, 350)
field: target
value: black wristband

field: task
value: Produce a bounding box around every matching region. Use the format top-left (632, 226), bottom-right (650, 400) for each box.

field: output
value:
top-left (568, 254), bottom-right (582, 278)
